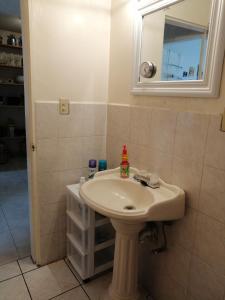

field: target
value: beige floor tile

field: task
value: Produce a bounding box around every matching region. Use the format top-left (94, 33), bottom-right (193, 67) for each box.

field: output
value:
top-left (84, 272), bottom-right (112, 300)
top-left (0, 261), bottom-right (21, 282)
top-left (18, 256), bottom-right (38, 273)
top-left (0, 275), bottom-right (31, 300)
top-left (24, 260), bottom-right (79, 300)
top-left (53, 286), bottom-right (89, 299)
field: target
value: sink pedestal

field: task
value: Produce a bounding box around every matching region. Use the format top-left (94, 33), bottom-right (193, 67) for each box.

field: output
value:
top-left (108, 219), bottom-right (145, 300)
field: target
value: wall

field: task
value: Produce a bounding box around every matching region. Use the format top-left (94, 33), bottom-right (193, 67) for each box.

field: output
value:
top-left (26, 0), bottom-right (111, 265)
top-left (29, 0), bottom-right (110, 103)
top-left (108, 0), bottom-right (225, 299)
top-left (166, 0), bottom-right (211, 27)
top-left (109, 0), bottom-right (225, 114)
top-left (36, 102), bottom-right (107, 264)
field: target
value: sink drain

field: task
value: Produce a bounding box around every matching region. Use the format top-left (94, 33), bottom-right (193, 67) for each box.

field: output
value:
top-left (124, 205), bottom-right (136, 210)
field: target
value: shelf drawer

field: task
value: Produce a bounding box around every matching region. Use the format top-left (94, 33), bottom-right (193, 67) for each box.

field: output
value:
top-left (67, 184), bottom-right (90, 229)
top-left (94, 245), bottom-right (115, 269)
top-left (95, 223), bottom-right (115, 246)
top-left (67, 239), bottom-right (90, 280)
top-left (67, 215), bottom-right (89, 255)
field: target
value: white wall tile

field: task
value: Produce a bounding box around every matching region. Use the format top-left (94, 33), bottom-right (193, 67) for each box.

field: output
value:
top-left (39, 232), bottom-right (66, 266)
top-left (130, 106), bottom-right (151, 146)
top-left (37, 138), bottom-right (58, 172)
top-left (58, 104), bottom-right (84, 138)
top-left (194, 213), bottom-right (225, 276)
top-left (40, 201), bottom-right (66, 235)
top-left (82, 104), bottom-right (107, 136)
top-left (188, 256), bottom-right (225, 300)
top-left (172, 157), bottom-right (203, 209)
top-left (199, 166), bottom-right (225, 223)
top-left (174, 112), bottom-right (209, 163)
top-left (107, 105), bottom-right (130, 141)
top-left (149, 109), bottom-right (177, 154)
top-left (57, 138), bottom-right (83, 171)
top-left (205, 115), bottom-right (225, 170)
top-left (35, 103), bottom-right (58, 139)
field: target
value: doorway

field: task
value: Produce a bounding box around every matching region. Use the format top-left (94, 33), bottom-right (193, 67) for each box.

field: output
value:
top-left (0, 1), bottom-right (30, 265)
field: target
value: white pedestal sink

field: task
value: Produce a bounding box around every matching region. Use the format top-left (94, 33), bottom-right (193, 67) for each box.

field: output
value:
top-left (80, 168), bottom-right (185, 300)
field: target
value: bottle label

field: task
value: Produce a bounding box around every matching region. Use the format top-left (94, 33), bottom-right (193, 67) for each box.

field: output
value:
top-left (120, 163), bottom-right (129, 178)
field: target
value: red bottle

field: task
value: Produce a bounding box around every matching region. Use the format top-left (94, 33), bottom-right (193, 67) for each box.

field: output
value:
top-left (120, 145), bottom-right (130, 178)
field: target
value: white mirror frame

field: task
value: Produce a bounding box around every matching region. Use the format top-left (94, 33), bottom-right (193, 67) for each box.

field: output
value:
top-left (132, 0), bottom-right (225, 98)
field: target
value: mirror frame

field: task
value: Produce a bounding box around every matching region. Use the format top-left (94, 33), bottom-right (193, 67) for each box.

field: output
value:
top-left (132, 0), bottom-right (225, 97)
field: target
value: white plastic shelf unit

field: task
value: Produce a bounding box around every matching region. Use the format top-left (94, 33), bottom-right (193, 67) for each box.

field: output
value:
top-left (66, 184), bottom-right (115, 280)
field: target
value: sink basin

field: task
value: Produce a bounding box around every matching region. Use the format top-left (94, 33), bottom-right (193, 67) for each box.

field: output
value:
top-left (80, 167), bottom-right (185, 222)
top-left (80, 167), bottom-right (185, 300)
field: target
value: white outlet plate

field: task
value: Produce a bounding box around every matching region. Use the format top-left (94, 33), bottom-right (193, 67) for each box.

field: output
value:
top-left (59, 98), bottom-right (70, 115)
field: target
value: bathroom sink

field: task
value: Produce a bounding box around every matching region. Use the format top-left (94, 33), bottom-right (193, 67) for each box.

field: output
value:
top-left (80, 168), bottom-right (185, 222)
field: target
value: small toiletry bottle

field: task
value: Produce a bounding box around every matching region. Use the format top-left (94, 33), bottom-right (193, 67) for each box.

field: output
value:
top-left (80, 176), bottom-right (86, 187)
top-left (98, 160), bottom-right (107, 171)
top-left (88, 159), bottom-right (97, 179)
top-left (120, 145), bottom-right (130, 178)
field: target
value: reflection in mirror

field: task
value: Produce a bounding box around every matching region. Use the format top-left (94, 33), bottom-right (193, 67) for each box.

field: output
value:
top-left (140, 0), bottom-right (212, 82)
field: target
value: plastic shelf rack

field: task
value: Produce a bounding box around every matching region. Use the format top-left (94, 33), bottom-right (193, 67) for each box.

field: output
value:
top-left (66, 184), bottom-right (115, 280)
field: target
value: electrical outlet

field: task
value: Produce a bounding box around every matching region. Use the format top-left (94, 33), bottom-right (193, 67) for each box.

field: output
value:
top-left (59, 98), bottom-right (70, 115)
top-left (221, 108), bottom-right (225, 132)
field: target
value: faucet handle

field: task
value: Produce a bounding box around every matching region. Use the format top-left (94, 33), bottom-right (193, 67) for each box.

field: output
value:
top-left (149, 173), bottom-right (160, 188)
top-left (138, 170), bottom-right (148, 176)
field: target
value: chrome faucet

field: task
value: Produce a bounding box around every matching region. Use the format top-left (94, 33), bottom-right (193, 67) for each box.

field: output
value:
top-left (133, 171), bottom-right (160, 189)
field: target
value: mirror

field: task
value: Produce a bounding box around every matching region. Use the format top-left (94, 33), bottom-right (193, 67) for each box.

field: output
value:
top-left (132, 0), bottom-right (225, 97)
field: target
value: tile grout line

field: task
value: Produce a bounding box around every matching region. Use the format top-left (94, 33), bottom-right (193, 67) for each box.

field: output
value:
top-left (16, 256), bottom-right (40, 275)
top-left (48, 285), bottom-right (82, 300)
top-left (196, 115), bottom-right (211, 212)
top-left (80, 284), bottom-right (91, 300)
top-left (17, 260), bottom-right (33, 300)
top-left (64, 259), bottom-right (91, 299)
top-left (0, 205), bottom-right (19, 260)
top-left (0, 188), bottom-right (31, 260)
top-left (0, 273), bottom-right (21, 284)
top-left (63, 258), bottom-right (82, 285)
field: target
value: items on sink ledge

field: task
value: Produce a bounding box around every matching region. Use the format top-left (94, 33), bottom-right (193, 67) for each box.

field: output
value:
top-left (120, 144), bottom-right (130, 178)
top-left (88, 159), bottom-right (108, 179)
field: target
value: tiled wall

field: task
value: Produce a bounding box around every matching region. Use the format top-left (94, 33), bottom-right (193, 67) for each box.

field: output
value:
top-left (35, 102), bottom-right (107, 265)
top-left (107, 104), bottom-right (225, 300)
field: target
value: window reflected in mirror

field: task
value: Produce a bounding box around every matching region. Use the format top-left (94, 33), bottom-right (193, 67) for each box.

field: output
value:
top-left (140, 0), bottom-right (212, 82)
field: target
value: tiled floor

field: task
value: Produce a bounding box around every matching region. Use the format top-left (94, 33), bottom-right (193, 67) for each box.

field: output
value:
top-left (0, 257), bottom-right (112, 300)
top-left (0, 164), bottom-right (30, 266)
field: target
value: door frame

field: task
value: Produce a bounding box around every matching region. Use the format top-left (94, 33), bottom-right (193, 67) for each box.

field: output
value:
top-left (20, 0), bottom-right (40, 263)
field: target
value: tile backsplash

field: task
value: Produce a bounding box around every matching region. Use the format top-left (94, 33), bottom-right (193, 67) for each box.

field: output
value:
top-left (35, 102), bottom-right (107, 265)
top-left (35, 101), bottom-right (225, 299)
top-left (107, 104), bottom-right (225, 300)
